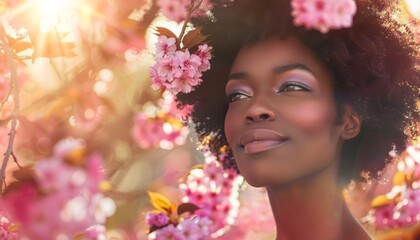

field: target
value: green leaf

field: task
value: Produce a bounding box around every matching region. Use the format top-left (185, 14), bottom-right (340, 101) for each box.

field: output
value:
top-left (181, 28), bottom-right (207, 50)
top-left (177, 202), bottom-right (200, 216)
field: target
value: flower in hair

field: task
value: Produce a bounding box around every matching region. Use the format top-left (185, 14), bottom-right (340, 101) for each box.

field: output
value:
top-left (291, 0), bottom-right (357, 33)
top-left (150, 28), bottom-right (212, 95)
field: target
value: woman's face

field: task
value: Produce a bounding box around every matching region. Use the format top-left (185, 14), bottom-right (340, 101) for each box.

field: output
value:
top-left (224, 37), bottom-right (346, 187)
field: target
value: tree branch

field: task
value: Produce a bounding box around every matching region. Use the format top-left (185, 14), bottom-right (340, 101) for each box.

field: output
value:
top-left (178, 0), bottom-right (204, 41)
top-left (0, 25), bottom-right (20, 194)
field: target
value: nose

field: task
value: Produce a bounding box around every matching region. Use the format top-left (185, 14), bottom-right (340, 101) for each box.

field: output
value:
top-left (245, 97), bottom-right (276, 124)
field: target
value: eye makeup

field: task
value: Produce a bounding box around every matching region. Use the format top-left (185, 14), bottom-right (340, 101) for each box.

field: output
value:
top-left (225, 80), bottom-right (253, 103)
top-left (273, 68), bottom-right (318, 92)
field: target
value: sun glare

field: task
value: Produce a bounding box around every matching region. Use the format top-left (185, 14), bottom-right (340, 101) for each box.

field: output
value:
top-left (36, 0), bottom-right (74, 16)
top-left (405, 0), bottom-right (420, 19)
top-left (27, 0), bottom-right (83, 32)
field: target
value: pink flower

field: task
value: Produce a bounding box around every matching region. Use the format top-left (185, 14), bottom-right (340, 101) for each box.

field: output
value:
top-left (176, 50), bottom-right (201, 78)
top-left (178, 155), bottom-right (241, 234)
top-left (53, 137), bottom-right (85, 158)
top-left (84, 225), bottom-right (107, 240)
top-left (131, 98), bottom-right (189, 149)
top-left (177, 219), bottom-right (202, 240)
top-left (372, 203), bottom-right (398, 228)
top-left (0, 139), bottom-right (114, 239)
top-left (156, 56), bottom-right (183, 82)
top-left (157, 0), bottom-right (188, 23)
top-left (35, 157), bottom-right (81, 196)
top-left (153, 224), bottom-right (185, 240)
top-left (156, 36), bottom-right (177, 59)
top-left (195, 44), bottom-right (212, 72)
top-left (146, 212), bottom-right (169, 227)
top-left (160, 93), bottom-right (192, 120)
top-left (0, 216), bottom-right (19, 240)
top-left (131, 113), bottom-right (168, 149)
top-left (291, 0), bottom-right (357, 33)
top-left (157, 0), bottom-right (214, 23)
top-left (150, 35), bottom-right (212, 94)
top-left (393, 188), bottom-right (420, 227)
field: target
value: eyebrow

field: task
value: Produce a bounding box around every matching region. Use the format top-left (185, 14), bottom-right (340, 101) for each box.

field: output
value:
top-left (228, 63), bottom-right (313, 80)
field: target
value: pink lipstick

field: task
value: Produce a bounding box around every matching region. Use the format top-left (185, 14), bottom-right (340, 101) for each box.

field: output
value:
top-left (239, 129), bottom-right (288, 154)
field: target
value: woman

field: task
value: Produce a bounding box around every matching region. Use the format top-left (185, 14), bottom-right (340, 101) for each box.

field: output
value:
top-left (177, 0), bottom-right (419, 239)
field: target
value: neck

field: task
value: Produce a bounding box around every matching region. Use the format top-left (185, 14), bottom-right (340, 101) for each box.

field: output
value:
top-left (266, 172), bottom-right (371, 240)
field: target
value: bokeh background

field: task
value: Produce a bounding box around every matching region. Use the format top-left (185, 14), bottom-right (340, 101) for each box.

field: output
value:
top-left (0, 0), bottom-right (418, 239)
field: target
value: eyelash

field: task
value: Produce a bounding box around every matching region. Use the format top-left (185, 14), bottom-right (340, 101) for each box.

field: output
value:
top-left (277, 81), bottom-right (310, 93)
top-left (227, 91), bottom-right (250, 103)
top-left (227, 81), bottom-right (310, 103)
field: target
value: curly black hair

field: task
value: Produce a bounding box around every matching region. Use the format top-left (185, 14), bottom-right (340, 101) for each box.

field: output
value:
top-left (177, 0), bottom-right (420, 184)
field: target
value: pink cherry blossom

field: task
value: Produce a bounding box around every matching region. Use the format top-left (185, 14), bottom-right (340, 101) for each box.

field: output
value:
top-left (132, 112), bottom-right (186, 149)
top-left (291, 0), bottom-right (357, 33)
top-left (150, 34), bottom-right (212, 95)
top-left (372, 203), bottom-right (398, 228)
top-left (159, 93), bottom-right (192, 121)
top-left (0, 216), bottom-right (19, 240)
top-left (157, 0), bottom-right (214, 23)
top-left (156, 36), bottom-right (177, 59)
top-left (132, 112), bottom-right (167, 149)
top-left (393, 188), bottom-right (420, 227)
top-left (195, 44), bottom-right (212, 72)
top-left (146, 212), bottom-right (169, 227)
top-left (178, 154), bottom-right (242, 234)
top-left (84, 224), bottom-right (107, 240)
top-left (152, 224), bottom-right (185, 240)
top-left (131, 97), bottom-right (189, 149)
top-left (0, 138), bottom-right (115, 239)
top-left (157, 0), bottom-right (188, 23)
top-left (177, 219), bottom-right (203, 240)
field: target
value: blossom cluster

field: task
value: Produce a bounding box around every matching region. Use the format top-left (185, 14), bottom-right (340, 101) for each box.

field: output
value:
top-left (157, 0), bottom-right (214, 23)
top-left (132, 93), bottom-right (191, 149)
top-left (150, 35), bottom-right (212, 95)
top-left (0, 138), bottom-right (116, 239)
top-left (367, 144), bottom-right (420, 229)
top-left (0, 215), bottom-right (19, 240)
top-left (291, 0), bottom-right (357, 33)
top-left (146, 152), bottom-right (243, 239)
top-left (179, 154), bottom-right (242, 235)
top-left (147, 215), bottom-right (213, 240)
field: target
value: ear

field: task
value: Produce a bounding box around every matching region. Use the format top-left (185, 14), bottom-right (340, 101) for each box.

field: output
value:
top-left (341, 105), bottom-right (362, 140)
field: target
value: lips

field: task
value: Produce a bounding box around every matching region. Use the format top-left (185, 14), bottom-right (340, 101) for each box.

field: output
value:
top-left (239, 129), bottom-right (288, 154)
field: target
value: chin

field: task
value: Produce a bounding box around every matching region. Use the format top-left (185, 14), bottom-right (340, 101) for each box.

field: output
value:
top-left (241, 172), bottom-right (281, 188)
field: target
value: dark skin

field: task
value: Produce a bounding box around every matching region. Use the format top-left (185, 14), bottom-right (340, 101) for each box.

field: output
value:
top-left (224, 37), bottom-right (371, 240)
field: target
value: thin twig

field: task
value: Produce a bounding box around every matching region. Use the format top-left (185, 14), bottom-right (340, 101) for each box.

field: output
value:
top-left (178, 0), bottom-right (204, 41)
top-left (0, 87), bottom-right (11, 113)
top-left (11, 152), bottom-right (22, 169)
top-left (0, 25), bottom-right (20, 194)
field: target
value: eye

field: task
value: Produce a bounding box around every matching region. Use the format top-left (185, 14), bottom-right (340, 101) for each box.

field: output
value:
top-left (227, 92), bottom-right (250, 103)
top-left (277, 81), bottom-right (310, 93)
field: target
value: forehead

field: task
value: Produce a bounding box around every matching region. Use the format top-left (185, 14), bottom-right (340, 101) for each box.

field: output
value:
top-left (230, 37), bottom-right (332, 81)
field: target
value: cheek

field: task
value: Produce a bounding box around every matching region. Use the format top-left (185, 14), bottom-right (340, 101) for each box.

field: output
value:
top-left (282, 99), bottom-right (337, 133)
top-left (224, 108), bottom-right (236, 145)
